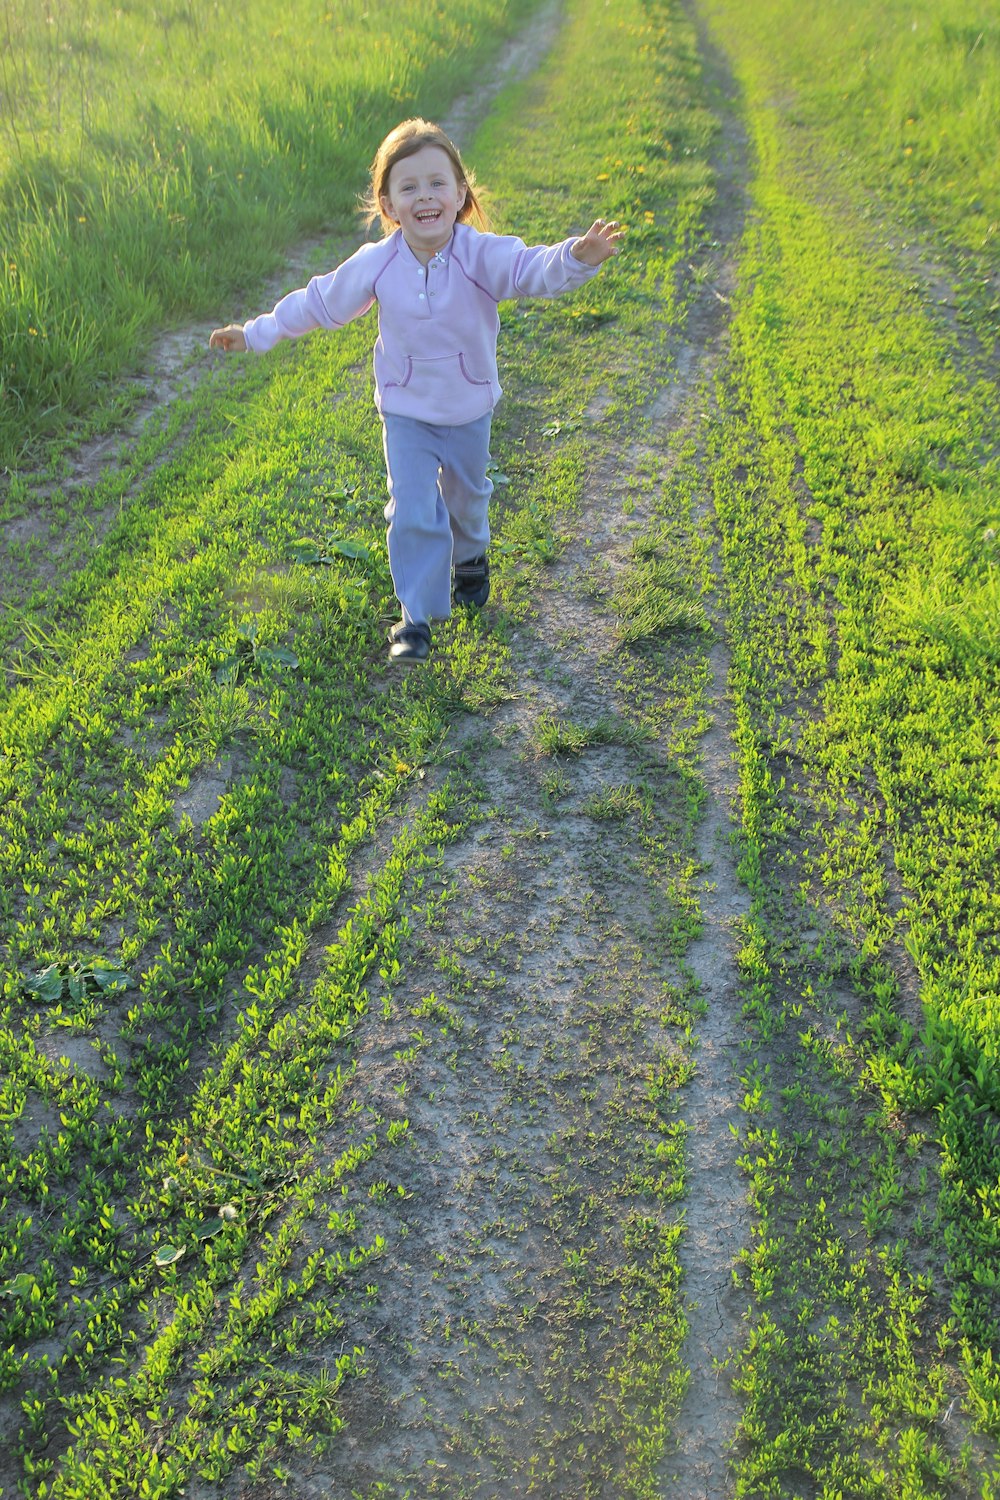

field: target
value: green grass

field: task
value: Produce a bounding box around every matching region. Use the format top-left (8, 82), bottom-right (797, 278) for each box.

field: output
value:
top-left (0, 0), bottom-right (537, 470)
top-left (699, 0), bottom-right (1000, 1490)
top-left (0, 0), bottom-right (725, 1490)
top-left (700, 0), bottom-right (999, 288)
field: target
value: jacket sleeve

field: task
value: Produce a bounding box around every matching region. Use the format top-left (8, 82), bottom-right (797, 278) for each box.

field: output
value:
top-left (467, 232), bottom-right (602, 302)
top-left (243, 241), bottom-right (385, 353)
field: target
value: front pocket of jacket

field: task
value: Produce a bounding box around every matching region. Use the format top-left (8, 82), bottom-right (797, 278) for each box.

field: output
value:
top-left (457, 353), bottom-right (492, 388)
top-left (382, 356), bottom-right (414, 392)
top-left (385, 354), bottom-right (491, 397)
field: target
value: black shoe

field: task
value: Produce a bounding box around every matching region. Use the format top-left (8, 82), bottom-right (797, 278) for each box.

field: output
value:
top-left (453, 554), bottom-right (490, 608)
top-left (387, 620), bottom-right (431, 663)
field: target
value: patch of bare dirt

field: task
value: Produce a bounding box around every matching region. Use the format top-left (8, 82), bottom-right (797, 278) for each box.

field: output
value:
top-left (173, 753), bottom-right (244, 830)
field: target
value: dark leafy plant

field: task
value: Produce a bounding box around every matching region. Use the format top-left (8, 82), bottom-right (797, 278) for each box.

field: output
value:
top-left (22, 957), bottom-right (132, 1005)
top-left (216, 622), bottom-right (299, 684)
top-left (286, 536), bottom-right (372, 566)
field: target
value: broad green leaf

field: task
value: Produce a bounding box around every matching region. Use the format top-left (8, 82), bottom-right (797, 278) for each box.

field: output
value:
top-left (257, 646), bottom-right (299, 670)
top-left (153, 1246), bottom-right (184, 1267)
top-left (288, 539), bottom-right (327, 564)
top-left (86, 961), bottom-right (131, 995)
top-left (24, 964), bottom-right (65, 1003)
top-left (327, 539), bottom-right (371, 561)
top-left (0, 1274), bottom-right (37, 1300)
top-left (215, 655), bottom-right (242, 685)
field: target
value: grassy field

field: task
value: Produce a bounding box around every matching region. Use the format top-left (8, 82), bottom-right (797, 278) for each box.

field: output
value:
top-left (699, 0), bottom-right (1000, 1490)
top-left (0, 0), bottom-right (537, 470)
top-left (2, 0), bottom-right (1000, 1493)
top-left (1, 0), bottom-right (722, 1492)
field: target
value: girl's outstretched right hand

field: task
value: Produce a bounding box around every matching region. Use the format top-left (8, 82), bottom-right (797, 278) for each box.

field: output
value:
top-left (209, 324), bottom-right (247, 352)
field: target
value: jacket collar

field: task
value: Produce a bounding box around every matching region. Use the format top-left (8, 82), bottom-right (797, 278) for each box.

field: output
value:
top-left (394, 226), bottom-right (458, 268)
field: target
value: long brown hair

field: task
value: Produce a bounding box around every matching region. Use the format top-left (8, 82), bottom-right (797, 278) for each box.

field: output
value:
top-left (362, 118), bottom-right (490, 235)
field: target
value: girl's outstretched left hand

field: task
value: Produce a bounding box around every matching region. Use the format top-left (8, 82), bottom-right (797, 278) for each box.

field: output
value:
top-left (571, 219), bottom-right (625, 265)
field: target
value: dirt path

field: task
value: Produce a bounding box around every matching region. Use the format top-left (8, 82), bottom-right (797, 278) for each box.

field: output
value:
top-left (216, 13), bottom-right (753, 1493)
top-left (280, 397), bottom-right (750, 1496)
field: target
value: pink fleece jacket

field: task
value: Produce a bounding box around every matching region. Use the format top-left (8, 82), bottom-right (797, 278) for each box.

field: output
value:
top-left (243, 222), bottom-right (601, 425)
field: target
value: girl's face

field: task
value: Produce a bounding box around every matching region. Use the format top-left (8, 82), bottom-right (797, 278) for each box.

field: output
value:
top-left (380, 144), bottom-right (467, 261)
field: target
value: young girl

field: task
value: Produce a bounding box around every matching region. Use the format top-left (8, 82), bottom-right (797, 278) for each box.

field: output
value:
top-left (210, 118), bottom-right (623, 663)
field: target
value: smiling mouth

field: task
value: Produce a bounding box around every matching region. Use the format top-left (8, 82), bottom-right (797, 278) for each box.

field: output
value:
top-left (415, 211), bottom-right (441, 223)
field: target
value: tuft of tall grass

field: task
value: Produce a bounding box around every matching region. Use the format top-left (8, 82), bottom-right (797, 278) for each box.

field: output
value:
top-left (614, 549), bottom-right (708, 645)
top-left (889, 556), bottom-right (1000, 664)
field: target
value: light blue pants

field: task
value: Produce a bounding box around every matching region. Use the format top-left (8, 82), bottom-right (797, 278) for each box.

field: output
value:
top-left (381, 412), bottom-right (493, 625)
